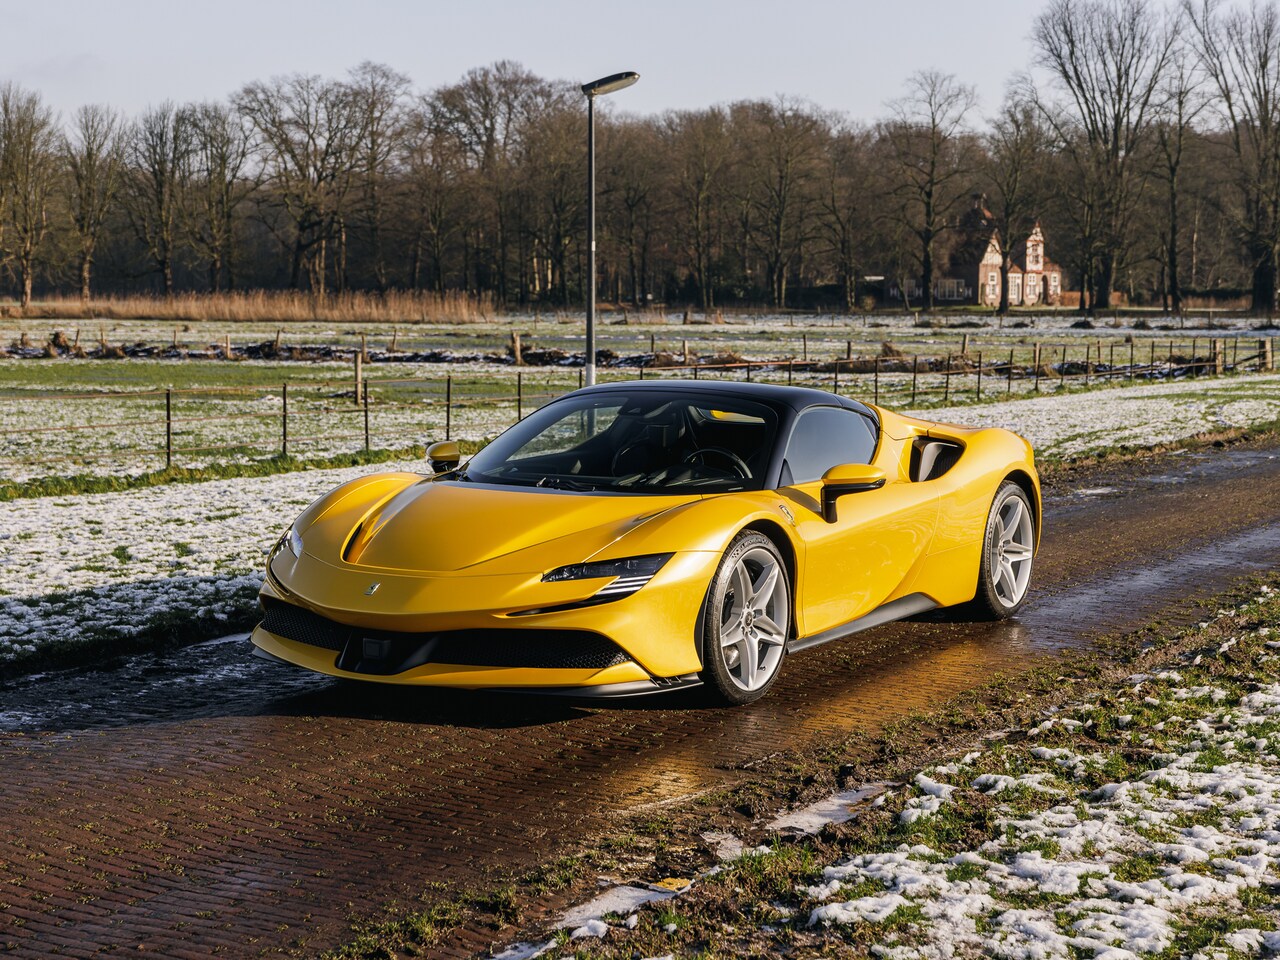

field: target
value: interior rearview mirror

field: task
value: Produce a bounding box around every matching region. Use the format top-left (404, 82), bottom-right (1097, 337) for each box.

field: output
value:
top-left (427, 440), bottom-right (461, 474)
top-left (820, 463), bottom-right (886, 522)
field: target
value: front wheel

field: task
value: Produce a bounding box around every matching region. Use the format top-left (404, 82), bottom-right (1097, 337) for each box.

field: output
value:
top-left (699, 532), bottom-right (791, 705)
top-left (971, 480), bottom-right (1036, 619)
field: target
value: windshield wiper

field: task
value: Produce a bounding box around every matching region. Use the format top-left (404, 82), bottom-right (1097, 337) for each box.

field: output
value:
top-left (537, 476), bottom-right (597, 491)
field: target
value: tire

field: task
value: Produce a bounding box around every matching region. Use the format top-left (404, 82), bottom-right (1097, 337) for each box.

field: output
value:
top-left (970, 480), bottom-right (1036, 619)
top-left (699, 532), bottom-right (791, 705)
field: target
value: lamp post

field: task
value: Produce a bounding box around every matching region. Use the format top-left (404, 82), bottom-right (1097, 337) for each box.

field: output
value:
top-left (582, 70), bottom-right (639, 387)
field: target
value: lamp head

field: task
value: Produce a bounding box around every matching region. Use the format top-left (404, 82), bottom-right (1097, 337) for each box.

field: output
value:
top-left (582, 71), bottom-right (640, 98)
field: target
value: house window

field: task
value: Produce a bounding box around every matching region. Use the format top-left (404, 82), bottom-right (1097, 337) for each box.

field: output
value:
top-left (1049, 273), bottom-right (1059, 292)
top-left (988, 272), bottom-right (998, 284)
top-left (936, 278), bottom-right (965, 300)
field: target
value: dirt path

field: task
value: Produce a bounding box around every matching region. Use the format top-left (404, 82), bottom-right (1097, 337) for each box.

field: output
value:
top-left (2, 446), bottom-right (1279, 958)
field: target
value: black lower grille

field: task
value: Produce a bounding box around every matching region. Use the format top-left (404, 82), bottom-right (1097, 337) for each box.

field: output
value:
top-left (262, 603), bottom-right (348, 651)
top-left (259, 600), bottom-right (631, 674)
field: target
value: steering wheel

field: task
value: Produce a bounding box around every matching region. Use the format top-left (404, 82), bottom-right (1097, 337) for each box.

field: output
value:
top-left (682, 447), bottom-right (751, 479)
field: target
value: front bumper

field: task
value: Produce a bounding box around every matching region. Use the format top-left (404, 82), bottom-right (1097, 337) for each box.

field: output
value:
top-left (250, 547), bottom-right (720, 686)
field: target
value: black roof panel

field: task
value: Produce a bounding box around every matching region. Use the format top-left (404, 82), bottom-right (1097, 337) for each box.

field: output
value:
top-left (566, 378), bottom-right (878, 420)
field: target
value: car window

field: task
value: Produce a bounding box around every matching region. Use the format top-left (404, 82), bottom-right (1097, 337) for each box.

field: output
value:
top-left (508, 404), bottom-right (623, 460)
top-left (782, 407), bottom-right (878, 484)
top-left (462, 391), bottom-right (781, 493)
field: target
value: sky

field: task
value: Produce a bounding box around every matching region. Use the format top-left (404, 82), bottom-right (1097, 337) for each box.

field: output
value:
top-left (6, 0), bottom-right (1054, 123)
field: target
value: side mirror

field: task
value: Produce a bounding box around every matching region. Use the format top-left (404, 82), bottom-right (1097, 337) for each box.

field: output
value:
top-left (426, 440), bottom-right (461, 474)
top-left (820, 463), bottom-right (886, 523)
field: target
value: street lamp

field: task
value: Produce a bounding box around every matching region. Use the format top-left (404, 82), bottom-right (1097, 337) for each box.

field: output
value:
top-left (582, 70), bottom-right (639, 387)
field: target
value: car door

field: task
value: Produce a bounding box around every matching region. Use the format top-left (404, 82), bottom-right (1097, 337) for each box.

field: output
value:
top-left (779, 407), bottom-right (940, 638)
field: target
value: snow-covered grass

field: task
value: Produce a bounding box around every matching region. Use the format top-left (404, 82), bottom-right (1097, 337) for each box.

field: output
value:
top-left (0, 459), bottom-right (424, 667)
top-left (500, 585), bottom-right (1280, 959)
top-left (907, 373), bottom-right (1280, 461)
top-left (1, 313), bottom-right (1270, 481)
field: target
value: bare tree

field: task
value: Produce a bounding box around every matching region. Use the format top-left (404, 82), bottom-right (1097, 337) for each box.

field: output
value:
top-left (984, 94), bottom-right (1050, 313)
top-left (1031, 0), bottom-right (1175, 310)
top-left (880, 70), bottom-right (979, 312)
top-left (348, 62), bottom-right (410, 291)
top-left (402, 95), bottom-right (465, 292)
top-left (663, 108), bottom-right (730, 309)
top-left (817, 123), bottom-right (877, 311)
top-left (0, 84), bottom-right (60, 306)
top-left (735, 97), bottom-right (826, 308)
top-left (599, 117), bottom-right (662, 306)
top-left (436, 61), bottom-right (549, 302)
top-left (1185, 0), bottom-right (1280, 313)
top-left (235, 74), bottom-right (366, 293)
top-left (122, 103), bottom-right (192, 296)
top-left (179, 102), bottom-right (254, 291)
top-left (63, 104), bottom-right (122, 302)
top-left (1153, 38), bottom-right (1207, 313)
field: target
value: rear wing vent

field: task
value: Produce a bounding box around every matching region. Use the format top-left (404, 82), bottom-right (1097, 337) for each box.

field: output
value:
top-left (910, 438), bottom-right (963, 482)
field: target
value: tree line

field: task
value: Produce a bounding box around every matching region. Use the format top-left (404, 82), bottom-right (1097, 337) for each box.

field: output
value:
top-left (5, 0), bottom-right (1280, 313)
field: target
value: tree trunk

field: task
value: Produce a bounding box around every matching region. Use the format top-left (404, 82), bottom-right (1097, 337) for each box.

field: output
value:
top-left (1168, 177), bottom-right (1182, 315)
top-left (999, 258), bottom-right (1011, 314)
top-left (1252, 252), bottom-right (1277, 316)
top-left (1096, 253), bottom-right (1115, 312)
top-left (921, 238), bottom-right (935, 312)
top-left (79, 252), bottom-right (93, 303)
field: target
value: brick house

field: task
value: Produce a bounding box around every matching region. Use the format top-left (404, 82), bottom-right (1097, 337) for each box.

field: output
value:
top-left (890, 198), bottom-right (1065, 307)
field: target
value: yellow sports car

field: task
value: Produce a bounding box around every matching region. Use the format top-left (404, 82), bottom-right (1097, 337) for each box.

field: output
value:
top-left (251, 381), bottom-right (1039, 705)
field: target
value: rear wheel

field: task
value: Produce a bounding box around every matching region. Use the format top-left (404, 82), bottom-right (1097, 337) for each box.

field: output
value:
top-left (971, 480), bottom-right (1035, 619)
top-left (699, 532), bottom-right (790, 705)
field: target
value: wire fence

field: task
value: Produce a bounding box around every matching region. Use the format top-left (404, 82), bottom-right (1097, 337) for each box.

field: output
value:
top-left (3, 335), bottom-right (1273, 482)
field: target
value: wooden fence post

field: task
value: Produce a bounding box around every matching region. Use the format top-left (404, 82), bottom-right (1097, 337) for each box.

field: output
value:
top-left (517, 372), bottom-right (523, 421)
top-left (1033, 344), bottom-right (1041, 392)
top-left (1007, 348), bottom-right (1014, 394)
top-left (363, 380), bottom-right (371, 452)
top-left (873, 356), bottom-right (879, 404)
top-left (976, 351), bottom-right (982, 400)
top-left (445, 375), bottom-right (452, 440)
top-left (354, 351), bottom-right (363, 406)
top-left (1261, 338), bottom-right (1274, 371)
top-left (1213, 339), bottom-right (1225, 375)
top-left (281, 383), bottom-right (288, 457)
top-left (165, 389), bottom-right (172, 469)
top-left (912, 355), bottom-right (919, 403)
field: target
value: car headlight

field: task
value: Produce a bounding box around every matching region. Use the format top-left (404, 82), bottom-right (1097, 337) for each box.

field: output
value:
top-left (285, 525), bottom-right (304, 558)
top-left (542, 552), bottom-right (673, 598)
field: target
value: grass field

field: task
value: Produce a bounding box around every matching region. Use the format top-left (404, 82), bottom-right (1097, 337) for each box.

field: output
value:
top-left (2, 310), bottom-right (1272, 485)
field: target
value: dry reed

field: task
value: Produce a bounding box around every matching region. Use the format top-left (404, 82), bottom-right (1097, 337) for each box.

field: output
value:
top-left (0, 290), bottom-right (494, 325)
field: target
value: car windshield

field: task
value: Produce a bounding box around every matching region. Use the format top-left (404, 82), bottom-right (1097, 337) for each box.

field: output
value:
top-left (461, 391), bottom-right (780, 493)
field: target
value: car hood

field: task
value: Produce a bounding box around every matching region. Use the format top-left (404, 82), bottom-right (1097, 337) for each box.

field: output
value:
top-left (306, 477), bottom-right (698, 575)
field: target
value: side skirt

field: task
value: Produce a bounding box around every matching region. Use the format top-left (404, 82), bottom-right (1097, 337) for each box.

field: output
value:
top-left (787, 593), bottom-right (938, 655)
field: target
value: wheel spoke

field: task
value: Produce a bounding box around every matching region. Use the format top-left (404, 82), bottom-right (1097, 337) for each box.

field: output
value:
top-left (738, 635), bottom-right (759, 685)
top-left (755, 615), bottom-right (786, 645)
top-left (720, 622), bottom-right (744, 648)
top-left (1003, 498), bottom-right (1024, 534)
top-left (998, 559), bottom-right (1017, 597)
top-left (751, 561), bottom-right (780, 612)
top-left (729, 562), bottom-right (751, 617)
top-left (1003, 543), bottom-right (1033, 562)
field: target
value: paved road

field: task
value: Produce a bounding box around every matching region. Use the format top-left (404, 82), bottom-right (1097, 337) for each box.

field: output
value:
top-left (2, 447), bottom-right (1279, 958)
